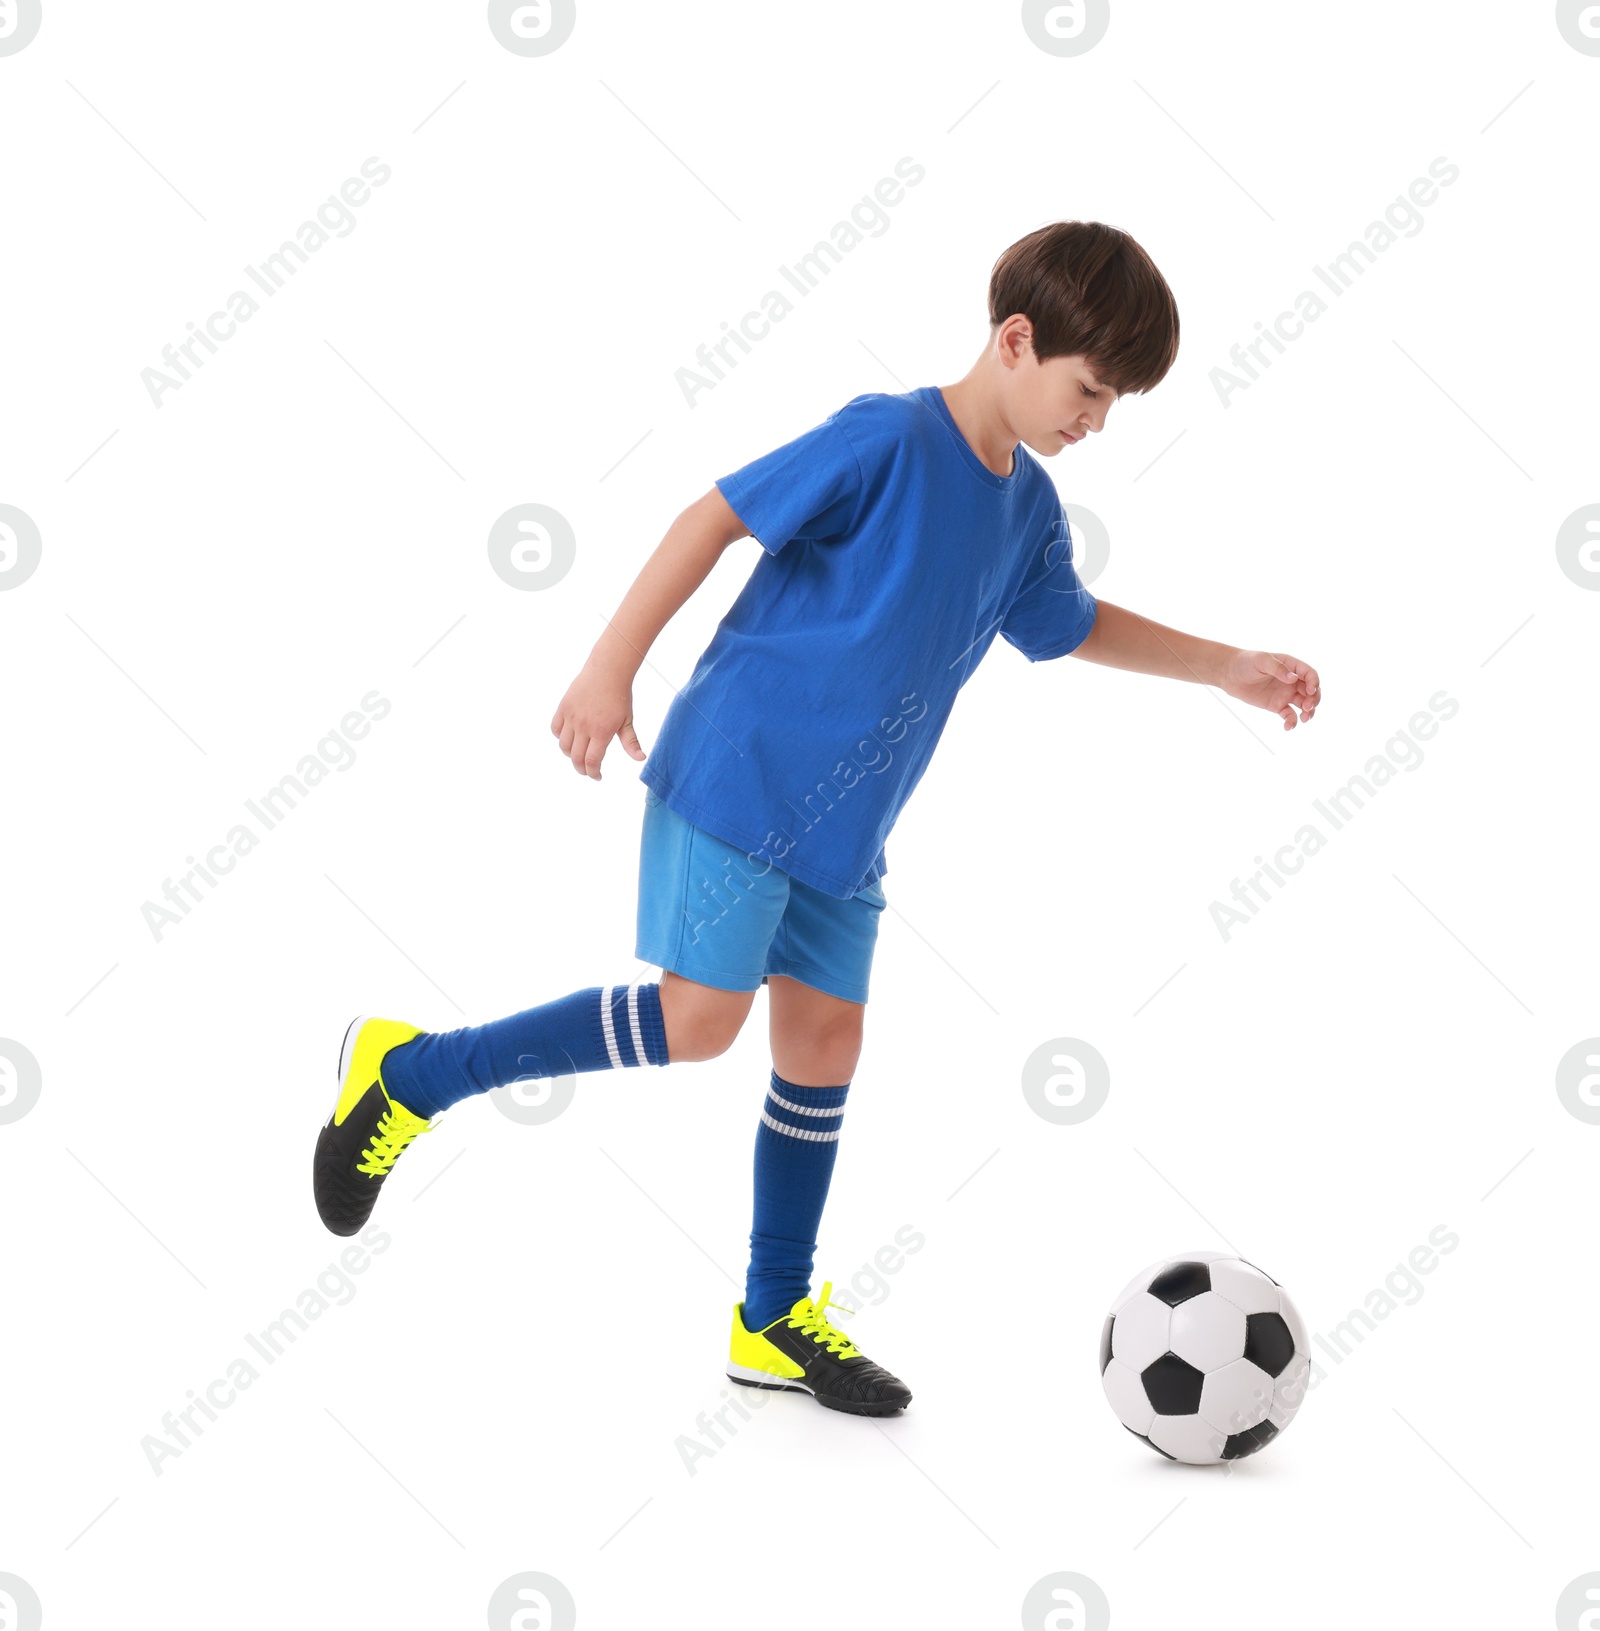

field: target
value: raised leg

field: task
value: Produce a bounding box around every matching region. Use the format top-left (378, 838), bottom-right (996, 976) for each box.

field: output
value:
top-left (657, 969), bottom-right (759, 1062)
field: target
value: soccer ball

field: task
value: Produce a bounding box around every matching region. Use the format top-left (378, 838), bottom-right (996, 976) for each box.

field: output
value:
top-left (1100, 1250), bottom-right (1310, 1464)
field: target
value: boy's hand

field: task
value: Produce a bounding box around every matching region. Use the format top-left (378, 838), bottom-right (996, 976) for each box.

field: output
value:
top-left (1220, 649), bottom-right (1321, 731)
top-left (550, 661), bottom-right (646, 779)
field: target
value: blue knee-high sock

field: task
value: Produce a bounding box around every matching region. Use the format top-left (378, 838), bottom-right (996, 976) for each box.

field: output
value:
top-left (742, 1069), bottom-right (851, 1332)
top-left (380, 981), bottom-right (670, 1119)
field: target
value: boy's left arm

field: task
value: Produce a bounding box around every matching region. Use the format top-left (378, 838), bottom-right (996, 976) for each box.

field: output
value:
top-left (1070, 600), bottom-right (1320, 731)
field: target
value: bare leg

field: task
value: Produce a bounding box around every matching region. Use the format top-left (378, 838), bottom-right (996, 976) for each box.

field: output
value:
top-left (766, 973), bottom-right (865, 1086)
top-left (657, 969), bottom-right (758, 1062)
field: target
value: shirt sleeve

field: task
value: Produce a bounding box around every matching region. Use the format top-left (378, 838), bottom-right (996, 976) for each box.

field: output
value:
top-left (1000, 508), bottom-right (1099, 662)
top-left (715, 412), bottom-right (864, 556)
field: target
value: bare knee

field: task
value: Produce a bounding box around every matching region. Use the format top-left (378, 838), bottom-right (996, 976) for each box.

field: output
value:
top-left (670, 1018), bottom-right (743, 1063)
top-left (810, 1020), bottom-right (864, 1082)
top-left (772, 1005), bottom-right (864, 1085)
top-left (658, 974), bottom-right (753, 1063)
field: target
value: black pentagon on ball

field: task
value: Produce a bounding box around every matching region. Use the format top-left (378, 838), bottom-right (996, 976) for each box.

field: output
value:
top-left (1100, 1316), bottom-right (1114, 1374)
top-left (1221, 1419), bottom-right (1280, 1460)
top-left (1243, 1312), bottom-right (1295, 1377)
top-left (1147, 1261), bottom-right (1211, 1306)
top-left (1140, 1352), bottom-right (1205, 1415)
top-left (1125, 1424), bottom-right (1176, 1460)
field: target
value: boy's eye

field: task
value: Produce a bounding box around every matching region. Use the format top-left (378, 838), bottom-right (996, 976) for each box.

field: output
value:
top-left (1082, 386), bottom-right (1099, 399)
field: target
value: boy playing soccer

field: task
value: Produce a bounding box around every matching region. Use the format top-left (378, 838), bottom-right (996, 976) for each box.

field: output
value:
top-left (313, 220), bottom-right (1320, 1417)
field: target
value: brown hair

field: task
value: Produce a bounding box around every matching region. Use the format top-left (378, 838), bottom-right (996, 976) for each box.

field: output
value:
top-left (988, 221), bottom-right (1179, 395)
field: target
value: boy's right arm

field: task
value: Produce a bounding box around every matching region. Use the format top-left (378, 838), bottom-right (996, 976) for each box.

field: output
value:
top-left (550, 486), bottom-right (749, 780)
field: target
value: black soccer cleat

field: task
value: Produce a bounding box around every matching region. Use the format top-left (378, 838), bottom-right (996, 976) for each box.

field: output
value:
top-left (727, 1281), bottom-right (912, 1416)
top-left (313, 1015), bottom-right (435, 1236)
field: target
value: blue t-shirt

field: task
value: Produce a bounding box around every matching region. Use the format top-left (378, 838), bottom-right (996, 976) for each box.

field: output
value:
top-left (639, 385), bottom-right (1098, 899)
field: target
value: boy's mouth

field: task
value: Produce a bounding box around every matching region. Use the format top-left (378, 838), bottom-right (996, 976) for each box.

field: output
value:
top-left (1060, 430), bottom-right (1083, 444)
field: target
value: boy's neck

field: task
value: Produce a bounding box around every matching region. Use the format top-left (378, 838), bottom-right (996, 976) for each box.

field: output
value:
top-left (937, 376), bottom-right (1018, 479)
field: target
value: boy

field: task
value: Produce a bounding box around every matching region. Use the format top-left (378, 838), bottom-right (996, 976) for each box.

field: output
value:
top-left (312, 220), bottom-right (1320, 1417)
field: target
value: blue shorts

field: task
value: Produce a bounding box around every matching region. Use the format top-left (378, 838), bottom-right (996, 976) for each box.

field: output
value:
top-left (635, 785), bottom-right (886, 1005)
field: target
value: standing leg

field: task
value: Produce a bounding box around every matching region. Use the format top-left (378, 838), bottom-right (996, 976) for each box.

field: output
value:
top-left (740, 974), bottom-right (866, 1332)
top-left (767, 974), bottom-right (866, 1089)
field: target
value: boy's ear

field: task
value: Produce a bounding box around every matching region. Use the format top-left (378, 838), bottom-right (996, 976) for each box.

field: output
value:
top-left (997, 316), bottom-right (1034, 366)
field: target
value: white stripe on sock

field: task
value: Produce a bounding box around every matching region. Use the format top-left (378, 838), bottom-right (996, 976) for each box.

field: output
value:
top-left (767, 1088), bottom-right (844, 1118)
top-left (760, 1108), bottom-right (840, 1142)
top-left (599, 985), bottom-right (624, 1069)
top-left (626, 981), bottom-right (648, 1066)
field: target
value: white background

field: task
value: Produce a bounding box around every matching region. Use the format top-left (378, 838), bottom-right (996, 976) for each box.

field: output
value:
top-left (2, 2), bottom-right (1597, 1626)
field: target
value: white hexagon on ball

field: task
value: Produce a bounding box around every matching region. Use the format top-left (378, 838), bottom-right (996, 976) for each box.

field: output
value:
top-left (1110, 1292), bottom-right (1171, 1371)
top-left (1101, 1359), bottom-right (1154, 1435)
top-left (1147, 1413), bottom-right (1225, 1463)
top-left (1108, 1267), bottom-right (1153, 1316)
top-left (1168, 1292), bottom-right (1247, 1372)
top-left (1209, 1258), bottom-right (1281, 1315)
top-left (1199, 1358), bottom-right (1274, 1436)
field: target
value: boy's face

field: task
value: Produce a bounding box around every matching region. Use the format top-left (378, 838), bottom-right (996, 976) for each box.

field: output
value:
top-left (1003, 326), bottom-right (1116, 455)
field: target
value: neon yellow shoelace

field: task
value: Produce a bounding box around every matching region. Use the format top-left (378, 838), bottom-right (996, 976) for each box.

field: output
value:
top-left (357, 1106), bottom-right (429, 1178)
top-left (787, 1280), bottom-right (863, 1359)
